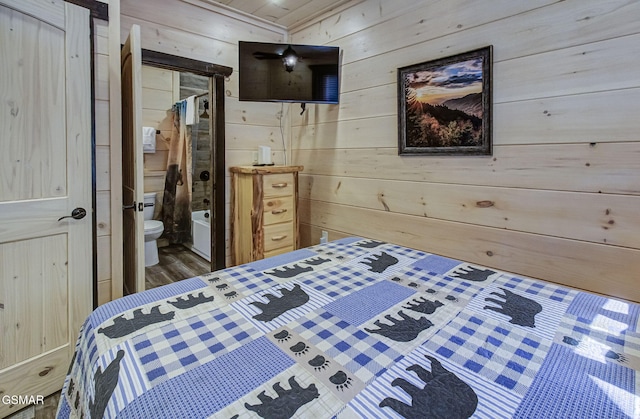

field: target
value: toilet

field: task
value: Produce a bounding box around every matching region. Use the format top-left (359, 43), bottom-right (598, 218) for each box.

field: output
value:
top-left (143, 192), bottom-right (164, 267)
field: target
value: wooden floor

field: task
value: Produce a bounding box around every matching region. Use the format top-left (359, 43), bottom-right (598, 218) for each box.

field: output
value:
top-left (145, 244), bottom-right (212, 289)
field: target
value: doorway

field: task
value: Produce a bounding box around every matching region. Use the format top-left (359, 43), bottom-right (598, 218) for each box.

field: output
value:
top-left (138, 49), bottom-right (231, 290)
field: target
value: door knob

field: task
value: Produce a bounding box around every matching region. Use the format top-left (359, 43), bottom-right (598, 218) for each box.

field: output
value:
top-left (58, 207), bottom-right (87, 222)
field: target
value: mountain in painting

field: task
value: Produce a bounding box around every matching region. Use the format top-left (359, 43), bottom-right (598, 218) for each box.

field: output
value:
top-left (443, 93), bottom-right (482, 118)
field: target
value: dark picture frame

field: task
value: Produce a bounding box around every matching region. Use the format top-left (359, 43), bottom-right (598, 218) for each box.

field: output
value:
top-left (398, 46), bottom-right (493, 155)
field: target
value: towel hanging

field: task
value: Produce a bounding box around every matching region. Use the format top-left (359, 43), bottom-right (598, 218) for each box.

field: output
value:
top-left (185, 95), bottom-right (198, 125)
top-left (142, 126), bottom-right (156, 153)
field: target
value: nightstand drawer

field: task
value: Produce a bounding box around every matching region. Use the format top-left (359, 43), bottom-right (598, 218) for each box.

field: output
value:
top-left (263, 223), bottom-right (294, 252)
top-left (264, 246), bottom-right (294, 259)
top-left (263, 173), bottom-right (294, 198)
top-left (263, 196), bottom-right (293, 225)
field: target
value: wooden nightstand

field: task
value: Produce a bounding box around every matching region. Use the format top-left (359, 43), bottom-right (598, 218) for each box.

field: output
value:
top-left (230, 165), bottom-right (303, 265)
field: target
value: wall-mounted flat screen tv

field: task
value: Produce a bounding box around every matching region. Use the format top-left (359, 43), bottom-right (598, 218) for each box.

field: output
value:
top-left (238, 41), bottom-right (340, 104)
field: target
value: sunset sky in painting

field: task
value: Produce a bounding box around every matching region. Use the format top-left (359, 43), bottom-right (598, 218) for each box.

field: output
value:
top-left (406, 57), bottom-right (483, 105)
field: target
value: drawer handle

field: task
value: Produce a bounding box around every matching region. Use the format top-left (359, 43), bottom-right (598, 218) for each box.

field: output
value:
top-left (271, 209), bottom-right (288, 215)
top-left (271, 183), bottom-right (288, 188)
top-left (271, 235), bottom-right (287, 241)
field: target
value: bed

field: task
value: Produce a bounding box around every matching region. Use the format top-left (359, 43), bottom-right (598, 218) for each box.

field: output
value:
top-left (57, 237), bottom-right (640, 418)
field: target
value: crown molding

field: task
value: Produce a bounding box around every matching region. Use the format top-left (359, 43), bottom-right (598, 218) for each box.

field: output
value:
top-left (180, 0), bottom-right (288, 38)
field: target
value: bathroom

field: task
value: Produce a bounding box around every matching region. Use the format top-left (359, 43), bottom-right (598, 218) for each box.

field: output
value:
top-left (141, 66), bottom-right (215, 288)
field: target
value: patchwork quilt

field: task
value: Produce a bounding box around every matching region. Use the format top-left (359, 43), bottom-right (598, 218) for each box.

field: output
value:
top-left (57, 238), bottom-right (640, 418)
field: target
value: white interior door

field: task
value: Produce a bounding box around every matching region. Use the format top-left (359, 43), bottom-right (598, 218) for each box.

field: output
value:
top-left (0, 1), bottom-right (92, 415)
top-left (121, 24), bottom-right (145, 294)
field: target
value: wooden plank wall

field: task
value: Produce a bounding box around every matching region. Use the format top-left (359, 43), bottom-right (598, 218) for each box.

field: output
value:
top-left (290, 0), bottom-right (640, 302)
top-left (118, 0), bottom-right (290, 269)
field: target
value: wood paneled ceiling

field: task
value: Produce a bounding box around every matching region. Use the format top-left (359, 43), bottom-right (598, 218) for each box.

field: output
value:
top-left (202, 0), bottom-right (354, 29)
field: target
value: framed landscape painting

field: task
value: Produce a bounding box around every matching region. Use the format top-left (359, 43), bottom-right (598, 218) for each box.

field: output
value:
top-left (398, 46), bottom-right (492, 155)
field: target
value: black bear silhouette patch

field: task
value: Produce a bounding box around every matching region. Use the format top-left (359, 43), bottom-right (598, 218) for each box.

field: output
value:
top-left (265, 264), bottom-right (314, 279)
top-left (483, 287), bottom-right (542, 327)
top-left (356, 239), bottom-right (385, 248)
top-left (245, 376), bottom-right (319, 418)
top-left (365, 311), bottom-right (433, 342)
top-left (379, 355), bottom-right (478, 419)
top-left (451, 266), bottom-right (495, 282)
top-left (251, 284), bottom-right (310, 322)
top-left (303, 256), bottom-right (331, 266)
top-left (98, 306), bottom-right (175, 338)
top-left (403, 297), bottom-right (444, 315)
top-left (167, 292), bottom-right (214, 309)
top-left (360, 252), bottom-right (398, 273)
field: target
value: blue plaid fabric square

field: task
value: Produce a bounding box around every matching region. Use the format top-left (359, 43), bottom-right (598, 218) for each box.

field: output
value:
top-left (497, 273), bottom-right (577, 304)
top-left (122, 337), bottom-right (295, 418)
top-left (291, 310), bottom-right (402, 384)
top-left (202, 265), bottom-right (276, 295)
top-left (307, 241), bottom-right (370, 260)
top-left (423, 310), bottom-right (550, 396)
top-left (323, 280), bottom-right (416, 327)
top-left (566, 291), bottom-right (640, 331)
top-left (299, 265), bottom-right (383, 299)
top-left (132, 306), bottom-right (261, 386)
top-left (412, 254), bottom-right (463, 275)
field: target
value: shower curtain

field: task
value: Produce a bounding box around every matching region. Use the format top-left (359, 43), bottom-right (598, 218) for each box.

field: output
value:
top-left (162, 100), bottom-right (193, 244)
